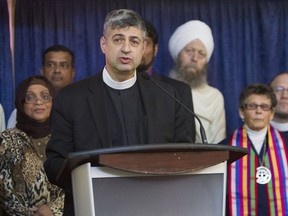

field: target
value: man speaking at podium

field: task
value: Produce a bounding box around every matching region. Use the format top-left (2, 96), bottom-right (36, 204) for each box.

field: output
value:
top-left (44, 9), bottom-right (192, 216)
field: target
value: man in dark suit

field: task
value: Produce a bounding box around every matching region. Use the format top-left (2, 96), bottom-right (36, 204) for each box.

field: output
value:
top-left (44, 9), bottom-right (192, 216)
top-left (137, 21), bottom-right (196, 142)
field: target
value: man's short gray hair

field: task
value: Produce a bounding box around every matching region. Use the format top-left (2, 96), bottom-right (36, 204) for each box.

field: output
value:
top-left (103, 9), bottom-right (146, 38)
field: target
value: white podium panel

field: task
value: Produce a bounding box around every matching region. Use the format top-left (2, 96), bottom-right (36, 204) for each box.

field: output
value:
top-left (72, 162), bottom-right (227, 216)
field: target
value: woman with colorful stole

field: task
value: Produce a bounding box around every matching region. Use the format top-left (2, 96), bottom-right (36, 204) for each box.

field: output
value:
top-left (228, 83), bottom-right (288, 216)
top-left (0, 76), bottom-right (64, 215)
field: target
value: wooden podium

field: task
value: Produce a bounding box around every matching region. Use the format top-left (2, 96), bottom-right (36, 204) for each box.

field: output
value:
top-left (57, 143), bottom-right (247, 216)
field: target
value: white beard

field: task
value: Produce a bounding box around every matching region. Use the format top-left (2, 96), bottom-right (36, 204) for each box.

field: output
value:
top-left (169, 61), bottom-right (208, 88)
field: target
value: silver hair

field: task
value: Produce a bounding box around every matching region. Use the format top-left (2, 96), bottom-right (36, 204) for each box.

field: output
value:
top-left (103, 9), bottom-right (146, 38)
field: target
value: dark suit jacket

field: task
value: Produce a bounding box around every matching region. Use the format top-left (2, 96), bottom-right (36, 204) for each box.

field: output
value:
top-left (151, 71), bottom-right (196, 142)
top-left (44, 71), bottom-right (191, 215)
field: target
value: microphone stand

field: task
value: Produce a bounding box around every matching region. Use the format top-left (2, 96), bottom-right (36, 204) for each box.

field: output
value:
top-left (141, 72), bottom-right (208, 144)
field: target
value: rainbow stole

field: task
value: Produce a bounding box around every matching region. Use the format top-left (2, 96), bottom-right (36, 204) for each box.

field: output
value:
top-left (228, 125), bottom-right (288, 216)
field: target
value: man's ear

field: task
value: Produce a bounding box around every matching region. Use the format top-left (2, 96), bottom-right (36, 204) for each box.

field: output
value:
top-left (270, 109), bottom-right (275, 121)
top-left (239, 108), bottom-right (244, 120)
top-left (154, 44), bottom-right (159, 57)
top-left (142, 40), bottom-right (147, 54)
top-left (100, 36), bottom-right (106, 54)
top-left (72, 69), bottom-right (75, 78)
top-left (40, 67), bottom-right (44, 76)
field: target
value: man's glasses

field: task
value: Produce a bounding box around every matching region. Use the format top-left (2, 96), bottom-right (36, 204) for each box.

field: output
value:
top-left (243, 103), bottom-right (272, 111)
top-left (273, 86), bottom-right (288, 94)
top-left (25, 93), bottom-right (53, 104)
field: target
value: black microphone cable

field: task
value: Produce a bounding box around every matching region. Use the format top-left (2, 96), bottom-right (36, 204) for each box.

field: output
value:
top-left (141, 72), bottom-right (208, 144)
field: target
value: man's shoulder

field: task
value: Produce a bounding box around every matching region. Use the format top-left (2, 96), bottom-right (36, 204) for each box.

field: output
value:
top-left (205, 84), bottom-right (222, 92)
top-left (201, 84), bottom-right (224, 99)
top-left (270, 121), bottom-right (288, 132)
top-left (59, 73), bottom-right (101, 94)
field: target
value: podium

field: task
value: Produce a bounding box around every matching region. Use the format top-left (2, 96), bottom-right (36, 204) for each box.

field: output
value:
top-left (57, 143), bottom-right (247, 216)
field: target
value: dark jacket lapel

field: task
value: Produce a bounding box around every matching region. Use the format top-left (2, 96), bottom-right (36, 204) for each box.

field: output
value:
top-left (87, 72), bottom-right (112, 147)
top-left (137, 75), bottom-right (156, 143)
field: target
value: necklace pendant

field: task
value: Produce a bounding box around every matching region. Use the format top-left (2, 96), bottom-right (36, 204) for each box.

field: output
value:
top-left (256, 166), bottom-right (271, 184)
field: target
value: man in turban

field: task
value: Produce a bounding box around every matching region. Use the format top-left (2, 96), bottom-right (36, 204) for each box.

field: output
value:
top-left (169, 20), bottom-right (226, 144)
top-left (137, 20), bottom-right (196, 142)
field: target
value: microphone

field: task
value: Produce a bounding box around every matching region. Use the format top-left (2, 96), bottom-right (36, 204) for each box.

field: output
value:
top-left (141, 72), bottom-right (208, 144)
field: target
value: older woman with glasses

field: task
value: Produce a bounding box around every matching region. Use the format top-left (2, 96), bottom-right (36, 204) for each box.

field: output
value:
top-left (0, 76), bottom-right (64, 215)
top-left (227, 83), bottom-right (288, 216)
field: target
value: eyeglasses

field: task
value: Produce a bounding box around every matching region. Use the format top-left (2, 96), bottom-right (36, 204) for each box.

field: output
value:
top-left (25, 93), bottom-right (53, 104)
top-left (243, 103), bottom-right (272, 111)
top-left (273, 86), bottom-right (288, 94)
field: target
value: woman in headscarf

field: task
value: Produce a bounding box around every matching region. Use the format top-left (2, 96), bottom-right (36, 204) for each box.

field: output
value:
top-left (0, 76), bottom-right (64, 215)
top-left (228, 83), bottom-right (288, 216)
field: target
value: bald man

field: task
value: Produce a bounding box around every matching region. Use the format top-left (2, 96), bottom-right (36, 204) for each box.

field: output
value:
top-left (270, 72), bottom-right (288, 146)
top-left (169, 20), bottom-right (226, 144)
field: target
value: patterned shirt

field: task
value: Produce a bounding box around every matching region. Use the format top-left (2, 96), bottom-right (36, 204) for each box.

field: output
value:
top-left (0, 128), bottom-right (64, 216)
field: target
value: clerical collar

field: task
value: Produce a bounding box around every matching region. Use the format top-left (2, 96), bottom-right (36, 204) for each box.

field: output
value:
top-left (270, 120), bottom-right (288, 132)
top-left (245, 125), bottom-right (267, 154)
top-left (102, 67), bottom-right (137, 90)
